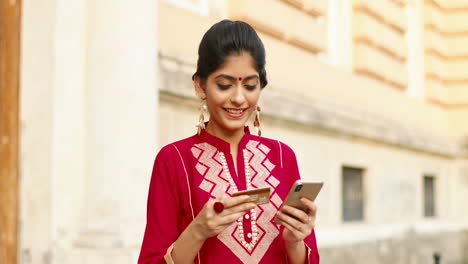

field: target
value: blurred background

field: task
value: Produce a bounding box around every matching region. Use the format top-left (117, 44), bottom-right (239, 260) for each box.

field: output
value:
top-left (1, 0), bottom-right (468, 263)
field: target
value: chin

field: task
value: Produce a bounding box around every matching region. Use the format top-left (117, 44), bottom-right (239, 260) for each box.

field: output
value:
top-left (221, 119), bottom-right (249, 132)
top-left (224, 123), bottom-right (247, 132)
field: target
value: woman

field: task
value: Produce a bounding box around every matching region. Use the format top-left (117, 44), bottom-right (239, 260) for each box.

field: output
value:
top-left (138, 20), bottom-right (319, 264)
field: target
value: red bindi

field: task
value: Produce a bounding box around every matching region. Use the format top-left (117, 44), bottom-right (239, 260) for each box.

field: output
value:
top-left (238, 77), bottom-right (242, 81)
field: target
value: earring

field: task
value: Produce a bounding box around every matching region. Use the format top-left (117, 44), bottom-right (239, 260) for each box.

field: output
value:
top-left (254, 105), bottom-right (261, 137)
top-left (197, 100), bottom-right (207, 135)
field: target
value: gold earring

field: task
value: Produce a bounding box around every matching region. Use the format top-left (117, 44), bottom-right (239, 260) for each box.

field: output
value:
top-left (254, 105), bottom-right (261, 137)
top-left (197, 100), bottom-right (207, 135)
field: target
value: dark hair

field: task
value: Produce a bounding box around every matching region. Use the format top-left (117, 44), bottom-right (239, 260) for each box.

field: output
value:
top-left (193, 19), bottom-right (268, 88)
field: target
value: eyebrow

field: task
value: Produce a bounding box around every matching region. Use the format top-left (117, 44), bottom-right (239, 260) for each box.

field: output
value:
top-left (214, 74), bottom-right (259, 82)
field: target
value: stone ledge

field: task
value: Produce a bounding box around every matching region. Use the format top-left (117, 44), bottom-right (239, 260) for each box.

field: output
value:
top-left (159, 55), bottom-right (462, 158)
top-left (317, 220), bottom-right (468, 247)
top-left (319, 228), bottom-right (468, 264)
top-left (64, 247), bottom-right (139, 264)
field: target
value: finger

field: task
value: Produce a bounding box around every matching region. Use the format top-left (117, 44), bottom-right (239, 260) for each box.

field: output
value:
top-left (276, 219), bottom-right (303, 239)
top-left (281, 205), bottom-right (309, 224)
top-left (223, 202), bottom-right (256, 216)
top-left (300, 198), bottom-right (317, 217)
top-left (276, 211), bottom-right (308, 233)
top-left (222, 195), bottom-right (252, 208)
top-left (204, 199), bottom-right (217, 216)
top-left (218, 211), bottom-right (246, 225)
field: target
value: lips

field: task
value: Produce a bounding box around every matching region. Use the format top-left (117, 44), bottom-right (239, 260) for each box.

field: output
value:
top-left (223, 108), bottom-right (247, 118)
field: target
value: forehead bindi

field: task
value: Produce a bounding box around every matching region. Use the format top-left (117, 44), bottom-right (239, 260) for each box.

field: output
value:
top-left (214, 74), bottom-right (259, 82)
top-left (216, 54), bottom-right (257, 78)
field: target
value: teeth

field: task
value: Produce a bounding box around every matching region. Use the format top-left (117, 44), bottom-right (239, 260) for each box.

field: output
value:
top-left (226, 109), bottom-right (243, 114)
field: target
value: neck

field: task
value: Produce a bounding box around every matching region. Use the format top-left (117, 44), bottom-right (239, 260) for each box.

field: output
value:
top-left (205, 122), bottom-right (245, 151)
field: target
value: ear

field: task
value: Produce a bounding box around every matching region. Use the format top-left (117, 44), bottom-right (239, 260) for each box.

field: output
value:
top-left (193, 75), bottom-right (206, 100)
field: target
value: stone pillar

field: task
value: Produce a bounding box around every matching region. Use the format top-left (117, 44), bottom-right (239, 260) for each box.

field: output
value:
top-left (49, 0), bottom-right (87, 262)
top-left (327, 0), bottom-right (353, 71)
top-left (20, 0), bottom-right (56, 263)
top-left (74, 0), bottom-right (159, 260)
top-left (21, 0), bottom-right (158, 263)
top-left (406, 0), bottom-right (426, 100)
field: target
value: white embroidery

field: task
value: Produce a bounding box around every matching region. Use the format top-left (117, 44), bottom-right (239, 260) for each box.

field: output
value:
top-left (192, 143), bottom-right (229, 198)
top-left (191, 140), bottom-right (282, 263)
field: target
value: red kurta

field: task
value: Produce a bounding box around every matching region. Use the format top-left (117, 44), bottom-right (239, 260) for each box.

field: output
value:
top-left (138, 127), bottom-right (320, 264)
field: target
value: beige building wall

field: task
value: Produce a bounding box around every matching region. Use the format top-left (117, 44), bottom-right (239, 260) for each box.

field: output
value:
top-left (158, 0), bottom-right (468, 263)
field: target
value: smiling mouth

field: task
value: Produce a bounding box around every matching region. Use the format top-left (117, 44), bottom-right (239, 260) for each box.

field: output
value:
top-left (224, 108), bottom-right (246, 114)
top-left (223, 108), bottom-right (248, 118)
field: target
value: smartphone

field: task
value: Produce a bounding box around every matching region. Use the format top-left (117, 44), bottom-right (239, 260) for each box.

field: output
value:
top-left (232, 187), bottom-right (271, 205)
top-left (280, 180), bottom-right (323, 213)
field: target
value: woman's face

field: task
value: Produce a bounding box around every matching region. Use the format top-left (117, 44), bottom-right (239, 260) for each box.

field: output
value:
top-left (195, 52), bottom-right (262, 136)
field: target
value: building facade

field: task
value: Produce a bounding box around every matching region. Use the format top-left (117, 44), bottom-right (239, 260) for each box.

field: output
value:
top-left (7, 0), bottom-right (468, 263)
top-left (158, 0), bottom-right (468, 262)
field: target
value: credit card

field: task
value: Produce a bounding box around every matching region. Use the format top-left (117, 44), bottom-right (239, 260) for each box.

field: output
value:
top-left (232, 187), bottom-right (271, 205)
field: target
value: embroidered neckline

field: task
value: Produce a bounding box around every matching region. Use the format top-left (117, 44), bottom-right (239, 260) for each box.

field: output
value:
top-left (219, 150), bottom-right (258, 251)
top-left (197, 124), bottom-right (252, 154)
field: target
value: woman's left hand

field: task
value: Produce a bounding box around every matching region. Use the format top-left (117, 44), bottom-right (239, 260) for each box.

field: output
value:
top-left (275, 198), bottom-right (317, 244)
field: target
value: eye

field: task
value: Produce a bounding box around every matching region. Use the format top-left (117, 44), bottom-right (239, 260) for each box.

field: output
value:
top-left (244, 84), bottom-right (257, 91)
top-left (217, 83), bottom-right (231, 90)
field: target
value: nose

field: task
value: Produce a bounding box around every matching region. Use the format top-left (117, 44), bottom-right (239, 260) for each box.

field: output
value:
top-left (230, 85), bottom-right (246, 106)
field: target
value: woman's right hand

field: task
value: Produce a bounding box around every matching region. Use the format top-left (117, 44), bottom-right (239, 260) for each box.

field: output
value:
top-left (189, 195), bottom-right (256, 240)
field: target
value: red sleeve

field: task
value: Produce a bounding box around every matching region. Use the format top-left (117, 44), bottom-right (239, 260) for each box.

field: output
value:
top-left (280, 142), bottom-right (320, 264)
top-left (138, 145), bottom-right (182, 264)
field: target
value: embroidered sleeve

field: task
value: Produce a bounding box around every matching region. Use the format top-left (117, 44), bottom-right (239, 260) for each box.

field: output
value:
top-left (138, 145), bottom-right (182, 264)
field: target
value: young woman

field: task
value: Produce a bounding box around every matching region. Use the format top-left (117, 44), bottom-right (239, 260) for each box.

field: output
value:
top-left (138, 20), bottom-right (319, 264)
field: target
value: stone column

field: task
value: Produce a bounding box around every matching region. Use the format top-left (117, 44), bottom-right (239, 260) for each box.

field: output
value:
top-left (406, 0), bottom-right (426, 100)
top-left (20, 0), bottom-right (56, 263)
top-left (327, 0), bottom-right (353, 71)
top-left (74, 0), bottom-right (158, 260)
top-left (49, 0), bottom-right (87, 262)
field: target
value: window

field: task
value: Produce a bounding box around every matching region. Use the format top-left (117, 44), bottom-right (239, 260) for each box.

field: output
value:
top-left (423, 175), bottom-right (436, 217)
top-left (342, 166), bottom-right (365, 222)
